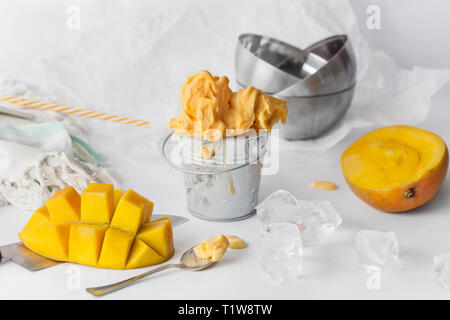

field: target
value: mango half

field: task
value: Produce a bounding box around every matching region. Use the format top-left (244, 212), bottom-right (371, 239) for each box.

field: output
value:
top-left (341, 125), bottom-right (448, 212)
top-left (18, 183), bottom-right (174, 269)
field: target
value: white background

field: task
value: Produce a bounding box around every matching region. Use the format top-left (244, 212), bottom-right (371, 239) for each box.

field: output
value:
top-left (1, 0), bottom-right (450, 299)
top-left (2, 0), bottom-right (450, 76)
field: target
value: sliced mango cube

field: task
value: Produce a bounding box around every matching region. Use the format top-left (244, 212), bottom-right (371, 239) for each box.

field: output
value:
top-left (46, 186), bottom-right (81, 224)
top-left (19, 186), bottom-right (174, 269)
top-left (144, 200), bottom-right (154, 223)
top-left (19, 224), bottom-right (70, 261)
top-left (81, 183), bottom-right (115, 224)
top-left (114, 189), bottom-right (123, 208)
top-left (126, 239), bottom-right (165, 269)
top-left (23, 206), bottom-right (50, 231)
top-left (110, 189), bottom-right (149, 234)
top-left (97, 228), bottom-right (135, 269)
top-left (138, 218), bottom-right (174, 258)
top-left (69, 224), bottom-right (107, 266)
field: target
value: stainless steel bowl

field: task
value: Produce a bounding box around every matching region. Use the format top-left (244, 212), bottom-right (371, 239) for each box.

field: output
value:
top-left (276, 35), bottom-right (357, 97)
top-left (235, 33), bottom-right (357, 140)
top-left (277, 85), bottom-right (355, 140)
top-left (235, 34), bottom-right (306, 94)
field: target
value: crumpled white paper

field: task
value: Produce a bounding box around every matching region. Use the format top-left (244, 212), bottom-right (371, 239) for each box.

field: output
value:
top-left (8, 0), bottom-right (450, 154)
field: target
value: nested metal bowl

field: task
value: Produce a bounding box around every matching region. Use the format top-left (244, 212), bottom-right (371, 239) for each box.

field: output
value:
top-left (235, 33), bottom-right (357, 140)
top-left (277, 85), bottom-right (355, 140)
top-left (276, 35), bottom-right (357, 97)
top-left (235, 34), bottom-right (306, 94)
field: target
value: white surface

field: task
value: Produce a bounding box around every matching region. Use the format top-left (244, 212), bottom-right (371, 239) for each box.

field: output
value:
top-left (1, 86), bottom-right (450, 300)
top-left (2, 0), bottom-right (450, 300)
top-left (2, 0), bottom-right (450, 77)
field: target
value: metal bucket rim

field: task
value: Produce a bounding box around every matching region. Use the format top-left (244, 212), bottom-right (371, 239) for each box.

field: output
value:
top-left (161, 131), bottom-right (268, 175)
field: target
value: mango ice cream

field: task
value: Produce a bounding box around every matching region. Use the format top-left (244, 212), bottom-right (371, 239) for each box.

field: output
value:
top-left (169, 71), bottom-right (287, 141)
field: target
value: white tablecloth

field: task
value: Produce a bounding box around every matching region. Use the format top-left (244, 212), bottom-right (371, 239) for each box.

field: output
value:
top-left (1, 84), bottom-right (449, 300)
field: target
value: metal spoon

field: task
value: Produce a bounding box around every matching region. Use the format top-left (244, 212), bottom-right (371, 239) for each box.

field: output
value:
top-left (86, 246), bottom-right (212, 297)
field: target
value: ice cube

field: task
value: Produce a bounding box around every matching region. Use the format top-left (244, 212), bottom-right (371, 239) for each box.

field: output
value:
top-left (255, 190), bottom-right (301, 225)
top-left (355, 230), bottom-right (404, 270)
top-left (256, 223), bottom-right (303, 284)
top-left (255, 190), bottom-right (342, 246)
top-left (297, 200), bottom-right (342, 246)
top-left (434, 252), bottom-right (450, 289)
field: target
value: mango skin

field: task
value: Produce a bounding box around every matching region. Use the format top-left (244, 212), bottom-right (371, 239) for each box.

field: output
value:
top-left (345, 148), bottom-right (448, 212)
top-left (19, 185), bottom-right (174, 269)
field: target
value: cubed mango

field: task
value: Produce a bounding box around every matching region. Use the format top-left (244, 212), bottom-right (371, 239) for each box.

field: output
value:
top-left (144, 200), bottom-right (154, 223)
top-left (46, 186), bottom-right (80, 224)
top-left (19, 186), bottom-right (173, 269)
top-left (97, 228), bottom-right (134, 269)
top-left (19, 224), bottom-right (70, 261)
top-left (138, 218), bottom-right (174, 259)
top-left (110, 189), bottom-right (148, 234)
top-left (69, 224), bottom-right (107, 266)
top-left (23, 206), bottom-right (50, 231)
top-left (81, 183), bottom-right (115, 224)
top-left (126, 239), bottom-right (165, 269)
top-left (114, 189), bottom-right (123, 208)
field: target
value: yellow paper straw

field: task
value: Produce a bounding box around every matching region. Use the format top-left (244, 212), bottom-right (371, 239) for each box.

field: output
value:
top-left (0, 94), bottom-right (150, 128)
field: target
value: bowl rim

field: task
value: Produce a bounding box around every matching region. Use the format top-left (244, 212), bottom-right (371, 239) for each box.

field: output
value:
top-left (275, 82), bottom-right (356, 99)
top-left (237, 33), bottom-right (351, 82)
top-left (237, 33), bottom-right (305, 80)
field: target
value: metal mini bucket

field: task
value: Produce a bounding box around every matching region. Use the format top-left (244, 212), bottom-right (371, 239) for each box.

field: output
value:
top-left (162, 131), bottom-right (268, 221)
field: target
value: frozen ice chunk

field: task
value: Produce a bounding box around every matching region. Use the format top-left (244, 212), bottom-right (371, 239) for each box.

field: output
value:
top-left (255, 190), bottom-right (342, 245)
top-left (434, 252), bottom-right (450, 289)
top-left (256, 223), bottom-right (303, 284)
top-left (255, 190), bottom-right (301, 225)
top-left (355, 230), bottom-right (404, 270)
top-left (296, 200), bottom-right (342, 246)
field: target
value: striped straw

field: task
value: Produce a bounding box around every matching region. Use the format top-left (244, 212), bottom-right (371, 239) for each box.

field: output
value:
top-left (0, 94), bottom-right (150, 127)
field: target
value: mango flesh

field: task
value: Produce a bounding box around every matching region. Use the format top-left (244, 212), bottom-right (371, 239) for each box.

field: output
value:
top-left (19, 224), bottom-right (71, 261)
top-left (81, 183), bottom-right (115, 224)
top-left (110, 189), bottom-right (151, 234)
top-left (114, 189), bottom-right (123, 208)
top-left (46, 186), bottom-right (81, 224)
top-left (19, 184), bottom-right (174, 269)
top-left (341, 125), bottom-right (449, 212)
top-left (137, 217), bottom-right (174, 259)
top-left (97, 228), bottom-right (135, 269)
top-left (23, 206), bottom-right (50, 231)
top-left (126, 239), bottom-right (165, 269)
top-left (69, 224), bottom-right (107, 266)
